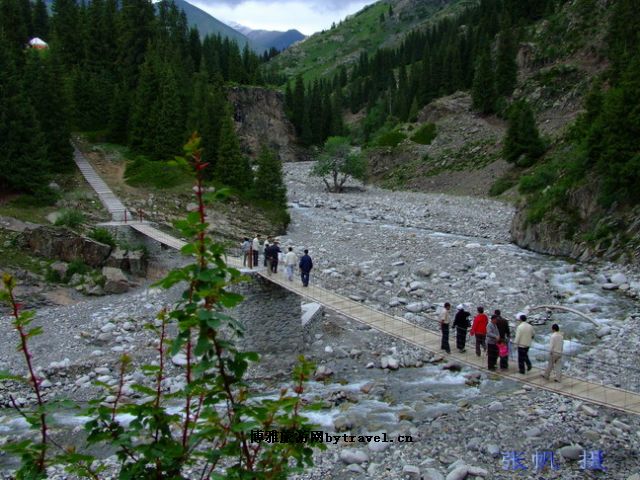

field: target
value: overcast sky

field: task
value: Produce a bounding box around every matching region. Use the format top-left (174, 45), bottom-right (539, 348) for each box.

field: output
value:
top-left (190, 0), bottom-right (377, 35)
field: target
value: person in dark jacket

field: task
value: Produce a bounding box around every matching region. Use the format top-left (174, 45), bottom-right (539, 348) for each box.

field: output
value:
top-left (486, 315), bottom-right (500, 371)
top-left (494, 309), bottom-right (511, 369)
top-left (299, 249), bottom-right (313, 287)
top-left (453, 305), bottom-right (471, 353)
top-left (270, 241), bottom-right (281, 274)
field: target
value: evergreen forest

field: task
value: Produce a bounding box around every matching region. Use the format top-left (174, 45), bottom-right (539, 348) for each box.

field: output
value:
top-left (0, 0), bottom-right (273, 203)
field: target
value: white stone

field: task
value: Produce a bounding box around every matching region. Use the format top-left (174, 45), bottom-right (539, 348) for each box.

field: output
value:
top-left (445, 466), bottom-right (468, 480)
top-left (101, 323), bottom-right (117, 333)
top-left (610, 273), bottom-right (628, 285)
top-left (368, 440), bottom-right (389, 452)
top-left (402, 465), bottom-right (421, 478)
top-left (405, 302), bottom-right (424, 313)
top-left (324, 346), bottom-right (334, 353)
top-left (596, 326), bottom-right (612, 338)
top-left (423, 468), bottom-right (445, 480)
top-left (339, 449), bottom-right (369, 464)
top-left (580, 405), bottom-right (598, 417)
top-left (172, 353), bottom-right (188, 366)
top-left (559, 444), bottom-right (583, 460)
top-left (467, 465), bottom-right (488, 476)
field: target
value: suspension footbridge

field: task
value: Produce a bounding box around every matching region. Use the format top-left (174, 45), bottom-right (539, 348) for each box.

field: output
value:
top-left (74, 146), bottom-right (640, 415)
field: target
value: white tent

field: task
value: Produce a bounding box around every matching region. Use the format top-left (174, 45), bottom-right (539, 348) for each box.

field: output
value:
top-left (28, 37), bottom-right (48, 49)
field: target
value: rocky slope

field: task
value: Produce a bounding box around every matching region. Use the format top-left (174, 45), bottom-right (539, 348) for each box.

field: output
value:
top-left (228, 86), bottom-right (307, 163)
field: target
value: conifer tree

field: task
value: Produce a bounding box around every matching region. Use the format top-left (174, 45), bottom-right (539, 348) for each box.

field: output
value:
top-left (0, 36), bottom-right (50, 194)
top-left (23, 50), bottom-right (73, 172)
top-left (253, 145), bottom-right (286, 207)
top-left (32, 0), bottom-right (49, 40)
top-left (495, 19), bottom-right (518, 97)
top-left (503, 100), bottom-right (545, 167)
top-left (215, 112), bottom-right (253, 192)
top-left (292, 75), bottom-right (305, 134)
top-left (471, 48), bottom-right (497, 114)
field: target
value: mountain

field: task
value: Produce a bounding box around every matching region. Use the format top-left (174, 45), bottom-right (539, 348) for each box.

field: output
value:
top-left (246, 29), bottom-right (306, 53)
top-left (266, 0), bottom-right (471, 83)
top-left (228, 21), bottom-right (305, 53)
top-left (270, 0), bottom-right (640, 263)
top-left (169, 0), bottom-right (251, 48)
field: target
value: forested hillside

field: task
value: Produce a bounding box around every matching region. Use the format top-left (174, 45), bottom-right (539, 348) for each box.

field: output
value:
top-left (0, 0), bottom-right (274, 207)
top-left (272, 0), bottom-right (640, 263)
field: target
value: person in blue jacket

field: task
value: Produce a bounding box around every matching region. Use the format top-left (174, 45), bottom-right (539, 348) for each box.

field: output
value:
top-left (299, 249), bottom-right (313, 287)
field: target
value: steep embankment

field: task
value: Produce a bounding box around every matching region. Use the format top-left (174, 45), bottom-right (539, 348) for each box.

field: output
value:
top-left (227, 86), bottom-right (306, 163)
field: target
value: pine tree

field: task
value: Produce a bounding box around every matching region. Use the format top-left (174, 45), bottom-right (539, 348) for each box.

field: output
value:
top-left (0, 35), bottom-right (50, 194)
top-left (215, 112), bottom-right (253, 192)
top-left (51, 0), bottom-right (83, 66)
top-left (291, 75), bottom-right (305, 134)
top-left (253, 145), bottom-right (286, 207)
top-left (471, 48), bottom-right (497, 114)
top-left (153, 64), bottom-right (184, 160)
top-left (495, 19), bottom-right (518, 97)
top-left (23, 50), bottom-right (73, 173)
top-left (32, 0), bottom-right (49, 40)
top-left (503, 100), bottom-right (545, 167)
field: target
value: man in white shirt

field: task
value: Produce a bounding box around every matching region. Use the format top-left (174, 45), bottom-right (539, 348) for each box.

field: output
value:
top-left (542, 323), bottom-right (564, 382)
top-left (284, 247), bottom-right (297, 281)
top-left (440, 302), bottom-right (451, 354)
top-left (251, 234), bottom-right (260, 268)
top-left (514, 314), bottom-right (534, 375)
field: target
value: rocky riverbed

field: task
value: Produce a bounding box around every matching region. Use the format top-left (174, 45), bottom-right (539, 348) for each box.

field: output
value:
top-left (1, 162), bottom-right (640, 479)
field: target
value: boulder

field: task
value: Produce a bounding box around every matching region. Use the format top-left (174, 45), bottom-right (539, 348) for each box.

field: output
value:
top-left (339, 449), bottom-right (369, 465)
top-left (423, 468), bottom-right (445, 480)
top-left (445, 466), bottom-right (468, 480)
top-left (610, 273), bottom-right (628, 285)
top-left (559, 444), bottom-right (583, 460)
top-left (102, 267), bottom-right (132, 294)
top-left (402, 465), bottom-right (421, 479)
top-left (105, 248), bottom-right (147, 277)
top-left (49, 261), bottom-right (68, 279)
top-left (26, 226), bottom-right (112, 267)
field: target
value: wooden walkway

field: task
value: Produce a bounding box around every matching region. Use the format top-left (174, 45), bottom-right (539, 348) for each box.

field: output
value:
top-left (73, 149), bottom-right (640, 415)
top-left (255, 270), bottom-right (640, 415)
top-left (73, 146), bottom-right (129, 221)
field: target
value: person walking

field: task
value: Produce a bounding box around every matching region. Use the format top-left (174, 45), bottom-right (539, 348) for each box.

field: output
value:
top-left (251, 234), bottom-right (260, 268)
top-left (495, 309), bottom-right (511, 369)
top-left (470, 306), bottom-right (488, 357)
top-left (284, 247), bottom-right (297, 281)
top-left (542, 324), bottom-right (564, 382)
top-left (263, 237), bottom-right (271, 267)
top-left (270, 241), bottom-right (281, 274)
top-left (241, 237), bottom-right (250, 267)
top-left (514, 314), bottom-right (535, 375)
top-left (453, 305), bottom-right (471, 353)
top-left (439, 302), bottom-right (452, 354)
top-left (486, 314), bottom-right (500, 371)
top-left (299, 249), bottom-right (313, 287)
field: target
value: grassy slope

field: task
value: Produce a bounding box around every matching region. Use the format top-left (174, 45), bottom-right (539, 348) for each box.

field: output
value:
top-left (266, 0), bottom-right (474, 84)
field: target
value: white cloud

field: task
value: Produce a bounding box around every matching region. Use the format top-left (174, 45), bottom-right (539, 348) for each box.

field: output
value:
top-left (190, 0), bottom-right (376, 35)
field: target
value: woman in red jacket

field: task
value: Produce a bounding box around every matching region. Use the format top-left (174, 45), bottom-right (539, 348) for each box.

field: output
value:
top-left (469, 306), bottom-right (488, 357)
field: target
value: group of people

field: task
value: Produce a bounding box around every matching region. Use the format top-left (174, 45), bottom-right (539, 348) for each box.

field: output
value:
top-left (439, 303), bottom-right (564, 381)
top-left (241, 235), bottom-right (314, 287)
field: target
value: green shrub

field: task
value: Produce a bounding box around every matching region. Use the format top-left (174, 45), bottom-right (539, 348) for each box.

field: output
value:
top-left (65, 260), bottom-right (90, 282)
top-left (519, 168), bottom-right (555, 194)
top-left (0, 135), bottom-right (322, 478)
top-left (89, 227), bottom-right (116, 247)
top-left (44, 269), bottom-right (61, 283)
top-left (375, 129), bottom-right (407, 147)
top-left (54, 209), bottom-right (85, 229)
top-left (489, 176), bottom-right (517, 196)
top-left (410, 123), bottom-right (437, 145)
top-left (125, 155), bottom-right (192, 189)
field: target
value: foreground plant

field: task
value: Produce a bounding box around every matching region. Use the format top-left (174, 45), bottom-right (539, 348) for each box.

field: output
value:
top-left (1, 134), bottom-right (323, 479)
